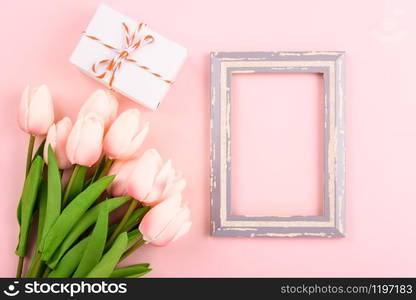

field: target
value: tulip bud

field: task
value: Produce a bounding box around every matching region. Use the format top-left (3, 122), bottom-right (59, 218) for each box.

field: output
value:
top-left (66, 113), bottom-right (104, 167)
top-left (103, 109), bottom-right (149, 160)
top-left (18, 85), bottom-right (54, 135)
top-left (162, 172), bottom-right (187, 200)
top-left (139, 194), bottom-right (191, 247)
top-left (77, 89), bottom-right (118, 129)
top-left (44, 117), bottom-right (73, 169)
top-left (127, 149), bottom-right (163, 200)
top-left (141, 160), bottom-right (175, 206)
top-left (107, 158), bottom-right (140, 197)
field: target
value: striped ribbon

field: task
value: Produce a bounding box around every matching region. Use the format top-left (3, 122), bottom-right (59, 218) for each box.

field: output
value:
top-left (83, 22), bottom-right (173, 88)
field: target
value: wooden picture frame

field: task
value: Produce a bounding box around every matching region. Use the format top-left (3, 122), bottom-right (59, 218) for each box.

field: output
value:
top-left (210, 51), bottom-right (346, 238)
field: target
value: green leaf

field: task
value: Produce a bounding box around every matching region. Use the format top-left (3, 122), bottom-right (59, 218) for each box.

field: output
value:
top-left (26, 181), bottom-right (47, 277)
top-left (86, 232), bottom-right (128, 278)
top-left (36, 180), bottom-right (48, 248)
top-left (15, 156), bottom-right (44, 257)
top-left (41, 175), bottom-right (115, 262)
top-left (73, 203), bottom-right (109, 278)
top-left (17, 138), bottom-right (45, 225)
top-left (110, 264), bottom-right (151, 278)
top-left (127, 229), bottom-right (142, 246)
top-left (62, 165), bottom-right (88, 206)
top-left (124, 270), bottom-right (152, 278)
top-left (40, 146), bottom-right (61, 249)
top-left (47, 196), bottom-right (131, 268)
top-left (48, 237), bottom-right (89, 278)
top-left (16, 139), bottom-right (47, 226)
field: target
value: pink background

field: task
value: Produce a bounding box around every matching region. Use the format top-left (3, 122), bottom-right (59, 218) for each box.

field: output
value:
top-left (232, 73), bottom-right (324, 217)
top-left (1, 0), bottom-right (416, 277)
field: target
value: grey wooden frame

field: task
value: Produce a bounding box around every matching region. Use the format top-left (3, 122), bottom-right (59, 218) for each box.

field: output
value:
top-left (210, 51), bottom-right (345, 238)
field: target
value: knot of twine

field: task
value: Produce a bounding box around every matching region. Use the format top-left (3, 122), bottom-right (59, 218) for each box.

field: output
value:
top-left (84, 22), bottom-right (173, 88)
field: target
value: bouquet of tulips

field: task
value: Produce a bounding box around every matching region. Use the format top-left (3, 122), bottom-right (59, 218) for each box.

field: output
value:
top-left (15, 85), bottom-right (191, 278)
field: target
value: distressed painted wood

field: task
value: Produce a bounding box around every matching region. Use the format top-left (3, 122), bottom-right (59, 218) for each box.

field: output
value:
top-left (210, 51), bottom-right (346, 238)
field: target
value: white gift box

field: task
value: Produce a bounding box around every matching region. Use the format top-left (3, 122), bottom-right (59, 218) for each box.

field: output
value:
top-left (70, 4), bottom-right (187, 110)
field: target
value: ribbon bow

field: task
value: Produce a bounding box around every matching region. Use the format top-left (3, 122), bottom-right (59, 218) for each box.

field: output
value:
top-left (83, 22), bottom-right (172, 88)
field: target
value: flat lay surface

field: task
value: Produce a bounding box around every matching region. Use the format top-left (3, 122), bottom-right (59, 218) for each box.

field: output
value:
top-left (1, 0), bottom-right (416, 277)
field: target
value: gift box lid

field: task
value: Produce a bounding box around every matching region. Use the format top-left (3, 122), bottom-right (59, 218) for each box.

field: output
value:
top-left (70, 4), bottom-right (187, 110)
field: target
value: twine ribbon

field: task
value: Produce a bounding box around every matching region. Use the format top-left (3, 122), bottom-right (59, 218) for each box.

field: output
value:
top-left (83, 22), bottom-right (172, 88)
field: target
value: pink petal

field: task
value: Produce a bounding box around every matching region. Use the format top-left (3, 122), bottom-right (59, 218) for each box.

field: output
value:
top-left (18, 86), bottom-right (31, 133)
top-left (65, 117), bottom-right (83, 165)
top-left (120, 121), bottom-right (150, 159)
top-left (66, 113), bottom-right (104, 166)
top-left (139, 194), bottom-right (183, 245)
top-left (107, 158), bottom-right (140, 197)
top-left (162, 172), bottom-right (187, 200)
top-left (78, 89), bottom-right (118, 128)
top-left (103, 109), bottom-right (141, 159)
top-left (54, 117), bottom-right (73, 169)
top-left (142, 199), bottom-right (190, 247)
top-left (27, 85), bottom-right (54, 135)
top-left (172, 221), bottom-right (192, 242)
top-left (127, 149), bottom-right (162, 200)
top-left (142, 159), bottom-right (175, 206)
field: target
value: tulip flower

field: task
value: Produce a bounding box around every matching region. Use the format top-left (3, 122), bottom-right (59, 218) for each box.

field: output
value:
top-left (66, 113), bottom-right (104, 167)
top-left (127, 149), bottom-right (164, 200)
top-left (103, 109), bottom-right (149, 160)
top-left (16, 84), bottom-right (55, 277)
top-left (163, 172), bottom-right (187, 199)
top-left (63, 113), bottom-right (104, 206)
top-left (43, 117), bottom-right (73, 169)
top-left (106, 149), bottom-right (162, 246)
top-left (142, 162), bottom-right (187, 206)
top-left (139, 194), bottom-right (191, 247)
top-left (77, 89), bottom-right (118, 129)
top-left (18, 85), bottom-right (54, 136)
top-left (107, 157), bottom-right (141, 197)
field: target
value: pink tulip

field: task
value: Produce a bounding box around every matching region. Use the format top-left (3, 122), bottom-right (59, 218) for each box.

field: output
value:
top-left (107, 158), bottom-right (140, 197)
top-left (127, 149), bottom-right (163, 200)
top-left (43, 117), bottom-right (73, 169)
top-left (77, 89), bottom-right (118, 129)
top-left (142, 160), bottom-right (180, 206)
top-left (161, 171), bottom-right (187, 200)
top-left (66, 113), bottom-right (104, 167)
top-left (103, 109), bottom-right (149, 160)
top-left (18, 85), bottom-right (54, 135)
top-left (139, 194), bottom-right (191, 246)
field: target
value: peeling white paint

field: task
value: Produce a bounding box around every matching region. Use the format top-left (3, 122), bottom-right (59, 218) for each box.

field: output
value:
top-left (222, 227), bottom-right (258, 231)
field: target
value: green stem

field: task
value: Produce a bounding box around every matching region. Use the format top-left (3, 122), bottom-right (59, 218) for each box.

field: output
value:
top-left (25, 135), bottom-right (36, 176)
top-left (100, 158), bottom-right (113, 179)
top-left (26, 250), bottom-right (40, 278)
top-left (106, 199), bottom-right (138, 249)
top-left (89, 157), bottom-right (113, 185)
top-left (27, 255), bottom-right (43, 278)
top-left (16, 257), bottom-right (24, 278)
top-left (119, 239), bottom-right (145, 262)
top-left (123, 206), bottom-right (148, 233)
top-left (42, 267), bottom-right (51, 278)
